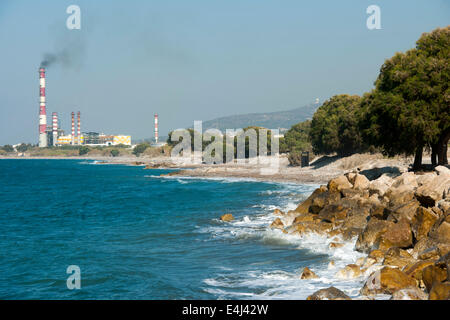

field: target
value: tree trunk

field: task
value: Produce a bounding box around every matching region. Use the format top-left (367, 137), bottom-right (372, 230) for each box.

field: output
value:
top-left (431, 144), bottom-right (437, 166)
top-left (413, 145), bottom-right (423, 171)
top-left (437, 128), bottom-right (450, 165)
top-left (443, 142), bottom-right (448, 165)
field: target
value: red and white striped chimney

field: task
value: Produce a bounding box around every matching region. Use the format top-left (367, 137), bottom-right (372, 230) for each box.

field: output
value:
top-left (71, 112), bottom-right (75, 145)
top-left (154, 113), bottom-right (159, 144)
top-left (39, 68), bottom-right (48, 147)
top-left (52, 112), bottom-right (58, 146)
top-left (77, 111), bottom-right (81, 145)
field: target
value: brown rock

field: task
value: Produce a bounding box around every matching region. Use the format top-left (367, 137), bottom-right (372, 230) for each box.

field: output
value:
top-left (368, 249), bottom-right (385, 262)
top-left (353, 174), bottom-right (370, 190)
top-left (318, 204), bottom-right (349, 223)
top-left (422, 264), bottom-right (448, 292)
top-left (411, 237), bottom-right (437, 259)
top-left (329, 242), bottom-right (344, 249)
top-left (273, 209), bottom-right (284, 216)
top-left (369, 174), bottom-right (394, 197)
top-left (383, 247), bottom-right (415, 269)
top-left (428, 282), bottom-right (450, 300)
top-left (341, 188), bottom-right (361, 199)
top-left (292, 213), bottom-right (315, 224)
top-left (433, 221), bottom-right (450, 243)
top-left (391, 172), bottom-right (418, 189)
top-left (335, 264), bottom-right (362, 279)
top-left (300, 267), bottom-right (318, 279)
top-left (388, 199), bottom-right (420, 223)
top-left (328, 175), bottom-right (353, 192)
top-left (380, 220), bottom-right (413, 249)
top-left (418, 247), bottom-right (440, 260)
top-left (403, 260), bottom-right (436, 282)
top-left (415, 174), bottom-right (450, 207)
top-left (307, 287), bottom-right (351, 300)
top-left (220, 213), bottom-right (234, 222)
top-left (355, 218), bottom-right (395, 253)
top-left (412, 207), bottom-right (439, 241)
top-left (270, 218), bottom-right (284, 229)
top-left (391, 287), bottom-right (428, 300)
top-left (360, 267), bottom-right (417, 296)
top-left (309, 191), bottom-right (341, 214)
top-left (294, 186), bottom-right (327, 214)
top-left (386, 188), bottom-right (415, 208)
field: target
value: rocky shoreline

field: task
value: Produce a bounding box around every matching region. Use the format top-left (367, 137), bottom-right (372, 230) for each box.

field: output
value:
top-left (264, 166), bottom-right (450, 300)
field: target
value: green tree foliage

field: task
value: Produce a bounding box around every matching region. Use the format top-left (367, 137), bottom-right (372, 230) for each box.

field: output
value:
top-left (2, 145), bottom-right (14, 152)
top-left (360, 26), bottom-right (450, 168)
top-left (310, 94), bottom-right (364, 156)
top-left (16, 143), bottom-right (32, 153)
top-left (280, 120), bottom-right (312, 153)
top-left (132, 143), bottom-right (149, 157)
top-left (110, 149), bottom-right (120, 157)
top-left (78, 146), bottom-right (90, 156)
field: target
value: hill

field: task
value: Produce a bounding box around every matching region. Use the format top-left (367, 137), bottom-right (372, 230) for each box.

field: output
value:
top-left (198, 103), bottom-right (320, 132)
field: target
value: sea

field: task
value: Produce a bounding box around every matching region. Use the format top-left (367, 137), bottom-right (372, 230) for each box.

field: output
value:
top-left (0, 159), bottom-right (367, 299)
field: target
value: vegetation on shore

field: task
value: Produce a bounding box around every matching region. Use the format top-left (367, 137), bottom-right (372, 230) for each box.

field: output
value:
top-left (284, 26), bottom-right (449, 169)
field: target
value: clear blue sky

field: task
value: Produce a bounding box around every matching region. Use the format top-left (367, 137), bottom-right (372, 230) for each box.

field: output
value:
top-left (0, 0), bottom-right (448, 145)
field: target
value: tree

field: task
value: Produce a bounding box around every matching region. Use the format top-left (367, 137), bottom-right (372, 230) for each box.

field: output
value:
top-left (79, 146), bottom-right (90, 156)
top-left (132, 143), bottom-right (149, 157)
top-left (110, 149), bottom-right (120, 157)
top-left (16, 143), bottom-right (32, 153)
top-left (2, 145), bottom-right (15, 153)
top-left (309, 94), bottom-right (364, 156)
top-left (360, 26), bottom-right (450, 169)
top-left (280, 120), bottom-right (312, 153)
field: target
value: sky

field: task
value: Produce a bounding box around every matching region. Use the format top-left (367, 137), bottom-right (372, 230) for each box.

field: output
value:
top-left (0, 0), bottom-right (448, 145)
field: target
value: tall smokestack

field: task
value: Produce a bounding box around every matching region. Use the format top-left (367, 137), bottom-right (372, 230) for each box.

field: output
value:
top-left (52, 112), bottom-right (58, 146)
top-left (38, 68), bottom-right (48, 147)
top-left (71, 112), bottom-right (75, 145)
top-left (77, 111), bottom-right (81, 145)
top-left (154, 114), bottom-right (158, 144)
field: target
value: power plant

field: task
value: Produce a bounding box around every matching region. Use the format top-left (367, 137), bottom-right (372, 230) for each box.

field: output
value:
top-left (38, 68), bottom-right (47, 147)
top-left (37, 67), bottom-right (131, 147)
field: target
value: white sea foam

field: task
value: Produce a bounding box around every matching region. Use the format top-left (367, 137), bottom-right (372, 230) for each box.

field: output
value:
top-left (198, 181), bottom-right (382, 300)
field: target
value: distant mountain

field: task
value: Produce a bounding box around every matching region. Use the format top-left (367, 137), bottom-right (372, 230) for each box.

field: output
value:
top-left (199, 103), bottom-right (320, 132)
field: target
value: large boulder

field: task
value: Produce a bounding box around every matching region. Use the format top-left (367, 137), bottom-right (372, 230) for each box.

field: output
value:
top-left (300, 267), bottom-right (319, 279)
top-left (380, 220), bottom-right (413, 250)
top-left (386, 188), bottom-right (415, 208)
top-left (309, 191), bottom-right (341, 214)
top-left (403, 260), bottom-right (436, 282)
top-left (327, 175), bottom-right (353, 192)
top-left (355, 218), bottom-right (395, 253)
top-left (270, 218), bottom-right (284, 230)
top-left (387, 199), bottom-right (420, 223)
top-left (428, 282), bottom-right (450, 300)
top-left (369, 175), bottom-right (393, 197)
top-left (382, 247), bottom-right (415, 269)
top-left (390, 287), bottom-right (428, 300)
top-left (353, 174), bottom-right (370, 190)
top-left (360, 267), bottom-right (417, 296)
top-left (435, 165), bottom-right (450, 177)
top-left (411, 207), bottom-right (439, 241)
top-left (307, 287), bottom-right (351, 300)
top-left (317, 204), bottom-right (349, 223)
top-left (415, 174), bottom-right (450, 207)
top-left (220, 213), bottom-right (234, 222)
top-left (430, 220), bottom-right (450, 244)
top-left (295, 186), bottom-right (327, 214)
top-left (422, 264), bottom-right (448, 292)
top-left (391, 172), bottom-right (418, 189)
top-left (335, 264), bottom-right (362, 279)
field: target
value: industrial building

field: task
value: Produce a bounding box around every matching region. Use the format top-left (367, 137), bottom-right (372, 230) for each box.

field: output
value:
top-left (38, 67), bottom-right (131, 147)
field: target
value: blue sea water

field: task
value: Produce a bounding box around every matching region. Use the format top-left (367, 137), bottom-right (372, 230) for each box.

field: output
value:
top-left (0, 159), bottom-right (364, 299)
